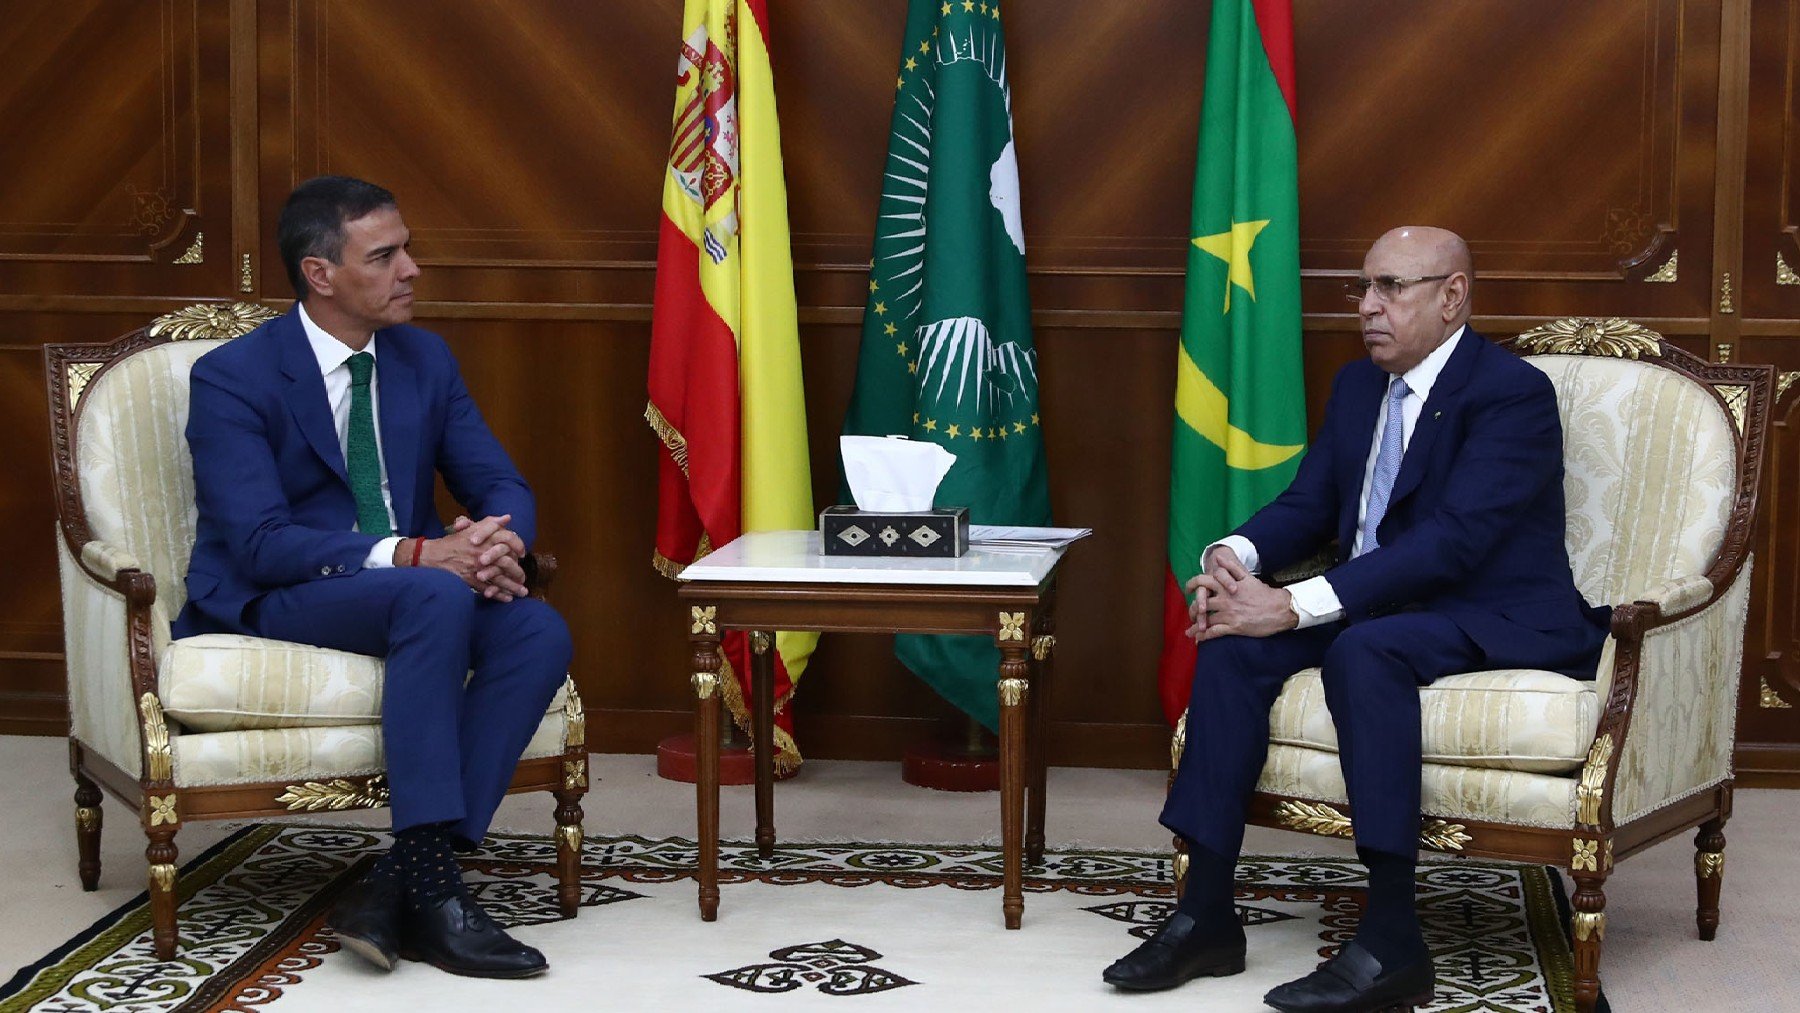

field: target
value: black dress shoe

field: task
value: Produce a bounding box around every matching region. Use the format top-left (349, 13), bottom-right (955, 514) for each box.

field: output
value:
top-left (1101, 912), bottom-right (1247, 992)
top-left (399, 891), bottom-right (549, 979)
top-left (325, 872), bottom-right (403, 971)
top-left (1263, 940), bottom-right (1434, 1012)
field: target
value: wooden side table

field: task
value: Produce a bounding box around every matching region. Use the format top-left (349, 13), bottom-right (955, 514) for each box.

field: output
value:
top-left (678, 530), bottom-right (1067, 929)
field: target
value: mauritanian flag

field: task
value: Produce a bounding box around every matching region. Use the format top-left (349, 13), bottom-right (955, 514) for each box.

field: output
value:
top-left (647, 0), bottom-right (816, 771)
top-left (1157, 0), bottom-right (1307, 724)
top-left (843, 0), bottom-right (1049, 731)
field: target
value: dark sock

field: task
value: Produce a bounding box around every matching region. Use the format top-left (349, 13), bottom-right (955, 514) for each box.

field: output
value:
top-left (365, 846), bottom-right (400, 883)
top-left (392, 823), bottom-right (465, 910)
top-left (1354, 846), bottom-right (1426, 968)
top-left (1173, 840), bottom-right (1243, 939)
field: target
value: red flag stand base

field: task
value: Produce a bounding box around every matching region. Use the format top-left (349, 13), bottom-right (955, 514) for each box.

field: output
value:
top-left (654, 731), bottom-right (800, 785)
top-left (901, 718), bottom-right (999, 792)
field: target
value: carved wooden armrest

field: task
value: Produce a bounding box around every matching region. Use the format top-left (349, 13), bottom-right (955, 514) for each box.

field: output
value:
top-left (525, 552), bottom-right (558, 600)
top-left (1267, 544), bottom-right (1337, 587)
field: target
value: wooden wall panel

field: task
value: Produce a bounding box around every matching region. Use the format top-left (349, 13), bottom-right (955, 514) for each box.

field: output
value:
top-left (0, 0), bottom-right (1794, 773)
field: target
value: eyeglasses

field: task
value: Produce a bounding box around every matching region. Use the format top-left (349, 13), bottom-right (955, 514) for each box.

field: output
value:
top-left (1343, 274), bottom-right (1452, 302)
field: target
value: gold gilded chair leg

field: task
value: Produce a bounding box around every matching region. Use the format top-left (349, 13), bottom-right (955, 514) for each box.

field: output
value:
top-left (554, 771), bottom-right (586, 919)
top-left (1695, 817), bottom-right (1727, 941)
top-left (1570, 870), bottom-right (1608, 1013)
top-left (146, 827), bottom-right (180, 959)
top-left (74, 772), bottom-right (102, 891)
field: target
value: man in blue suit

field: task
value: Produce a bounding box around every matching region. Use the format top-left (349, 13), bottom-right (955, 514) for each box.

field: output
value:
top-left (1104, 228), bottom-right (1609, 1011)
top-left (176, 177), bottom-right (571, 979)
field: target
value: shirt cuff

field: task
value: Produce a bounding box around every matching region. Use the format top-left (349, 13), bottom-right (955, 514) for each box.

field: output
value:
top-left (1287, 575), bottom-right (1345, 629)
top-left (364, 536), bottom-right (403, 570)
top-left (1202, 535), bottom-right (1260, 575)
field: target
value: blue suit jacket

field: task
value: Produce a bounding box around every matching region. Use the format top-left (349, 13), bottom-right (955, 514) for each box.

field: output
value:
top-left (173, 307), bottom-right (534, 638)
top-left (1235, 330), bottom-right (1610, 676)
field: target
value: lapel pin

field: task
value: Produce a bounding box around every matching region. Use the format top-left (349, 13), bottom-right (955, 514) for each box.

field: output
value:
top-left (1433, 411), bottom-right (1442, 420)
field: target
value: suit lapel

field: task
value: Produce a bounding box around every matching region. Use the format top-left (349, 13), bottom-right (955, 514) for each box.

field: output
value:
top-left (375, 333), bottom-right (421, 533)
top-left (276, 310), bottom-right (349, 485)
top-left (1386, 329), bottom-right (1483, 509)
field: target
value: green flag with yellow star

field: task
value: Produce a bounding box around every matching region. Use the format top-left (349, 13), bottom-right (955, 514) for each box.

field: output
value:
top-left (1157, 0), bottom-right (1307, 723)
top-left (842, 0), bottom-right (1049, 731)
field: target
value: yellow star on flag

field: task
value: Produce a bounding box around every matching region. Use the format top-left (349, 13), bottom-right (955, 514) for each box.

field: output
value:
top-left (1191, 219), bottom-right (1271, 314)
top-left (883, 322), bottom-right (897, 336)
top-left (946, 423), bottom-right (961, 438)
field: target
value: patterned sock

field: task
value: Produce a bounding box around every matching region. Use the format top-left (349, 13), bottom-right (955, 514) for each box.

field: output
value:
top-left (365, 846), bottom-right (401, 884)
top-left (392, 823), bottom-right (466, 910)
top-left (1354, 846), bottom-right (1426, 969)
top-left (1174, 840), bottom-right (1243, 939)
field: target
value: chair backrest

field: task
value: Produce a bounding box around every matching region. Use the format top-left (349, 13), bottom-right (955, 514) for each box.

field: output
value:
top-left (1515, 319), bottom-right (1760, 607)
top-left (48, 303), bottom-right (280, 614)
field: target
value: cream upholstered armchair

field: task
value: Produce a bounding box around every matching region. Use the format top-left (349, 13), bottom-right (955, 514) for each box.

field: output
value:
top-left (1169, 318), bottom-right (1772, 1013)
top-left (47, 302), bottom-right (590, 960)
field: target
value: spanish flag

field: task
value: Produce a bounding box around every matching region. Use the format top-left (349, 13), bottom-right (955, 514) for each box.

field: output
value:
top-left (647, 0), bottom-right (815, 771)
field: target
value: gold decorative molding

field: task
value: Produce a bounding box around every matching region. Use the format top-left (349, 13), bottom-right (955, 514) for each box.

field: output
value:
top-left (1030, 635), bottom-right (1056, 661)
top-left (173, 232), bottom-right (204, 265)
top-left (998, 611), bottom-right (1026, 642)
top-left (1172, 851), bottom-right (1189, 883)
top-left (751, 630), bottom-right (772, 655)
top-left (66, 361), bottom-right (101, 407)
top-left (76, 806), bottom-right (101, 833)
top-left (1645, 249), bottom-right (1678, 282)
top-left (1513, 318), bottom-right (1663, 360)
top-left (557, 824), bottom-right (584, 854)
top-left (1780, 252), bottom-right (1800, 286)
top-left (1572, 838), bottom-right (1600, 872)
top-left (563, 677), bottom-right (586, 749)
top-left (692, 671), bottom-right (719, 700)
top-left (1573, 911), bottom-right (1606, 942)
top-left (1777, 372), bottom-right (1800, 402)
top-left (998, 677), bottom-right (1028, 707)
top-left (1719, 272), bottom-right (1735, 315)
top-left (1696, 850), bottom-right (1723, 878)
top-left (148, 302), bottom-right (279, 342)
top-left (148, 863), bottom-right (176, 893)
top-left (146, 794), bottom-right (178, 827)
top-left (1716, 384), bottom-right (1749, 434)
top-left (1420, 820), bottom-right (1472, 852)
top-left (1716, 342), bottom-right (1734, 364)
top-left (563, 758), bottom-right (588, 791)
top-left (139, 693), bottom-right (172, 782)
top-left (1761, 675), bottom-right (1794, 709)
top-left (275, 775), bottom-right (390, 812)
top-left (1171, 713), bottom-right (1187, 769)
top-left (1577, 733), bottom-right (1614, 825)
top-left (690, 605), bottom-right (718, 636)
top-left (1274, 800), bottom-right (1354, 839)
top-left (1603, 840), bottom-right (1614, 872)
top-left (239, 253), bottom-right (254, 292)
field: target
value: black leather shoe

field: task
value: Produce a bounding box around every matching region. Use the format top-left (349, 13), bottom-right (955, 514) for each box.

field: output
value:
top-left (325, 872), bottom-right (402, 971)
top-left (1263, 941), bottom-right (1434, 1012)
top-left (1101, 912), bottom-right (1247, 992)
top-left (398, 891), bottom-right (549, 979)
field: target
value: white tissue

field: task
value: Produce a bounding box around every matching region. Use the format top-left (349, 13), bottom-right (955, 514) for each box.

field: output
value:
top-left (840, 435), bottom-right (957, 512)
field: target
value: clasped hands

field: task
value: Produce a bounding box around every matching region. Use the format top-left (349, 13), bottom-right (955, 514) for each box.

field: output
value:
top-left (396, 513), bottom-right (530, 603)
top-left (1184, 546), bottom-right (1298, 642)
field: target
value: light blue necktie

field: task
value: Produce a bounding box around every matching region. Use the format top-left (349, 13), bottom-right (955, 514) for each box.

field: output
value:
top-left (1356, 376), bottom-right (1410, 556)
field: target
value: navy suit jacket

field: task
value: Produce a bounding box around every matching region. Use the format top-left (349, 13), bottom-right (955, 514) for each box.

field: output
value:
top-left (173, 307), bottom-right (534, 638)
top-left (1235, 329), bottom-right (1610, 676)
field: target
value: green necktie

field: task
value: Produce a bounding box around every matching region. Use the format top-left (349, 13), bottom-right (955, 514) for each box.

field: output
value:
top-left (344, 352), bottom-right (393, 538)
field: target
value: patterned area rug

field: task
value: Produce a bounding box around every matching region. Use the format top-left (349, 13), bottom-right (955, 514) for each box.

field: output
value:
top-left (1, 825), bottom-right (1601, 1011)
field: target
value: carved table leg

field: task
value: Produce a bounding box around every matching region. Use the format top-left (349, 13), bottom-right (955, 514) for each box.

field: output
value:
top-left (1026, 627), bottom-right (1055, 866)
top-left (1696, 816), bottom-right (1727, 940)
top-left (751, 630), bottom-right (776, 859)
top-left (997, 610), bottom-right (1031, 930)
top-left (690, 606), bottom-right (723, 922)
top-left (1570, 869), bottom-right (1608, 1013)
top-left (146, 818), bottom-right (180, 959)
top-left (74, 771), bottom-right (102, 891)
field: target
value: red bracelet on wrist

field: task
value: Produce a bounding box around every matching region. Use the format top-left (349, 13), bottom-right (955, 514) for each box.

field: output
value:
top-left (409, 537), bottom-right (424, 567)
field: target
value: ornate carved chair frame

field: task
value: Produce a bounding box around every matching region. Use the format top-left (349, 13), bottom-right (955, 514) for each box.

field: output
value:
top-left (1169, 319), bottom-right (1773, 1013)
top-left (46, 302), bottom-right (590, 959)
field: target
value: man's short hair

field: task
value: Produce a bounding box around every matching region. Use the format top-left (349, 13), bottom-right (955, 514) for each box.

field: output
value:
top-left (276, 176), bottom-right (397, 299)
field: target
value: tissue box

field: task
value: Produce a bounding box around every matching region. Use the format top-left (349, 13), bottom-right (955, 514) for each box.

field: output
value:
top-left (820, 505), bottom-right (970, 558)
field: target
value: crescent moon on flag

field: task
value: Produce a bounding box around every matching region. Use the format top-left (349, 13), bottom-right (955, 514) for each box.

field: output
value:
top-left (1175, 345), bottom-right (1303, 470)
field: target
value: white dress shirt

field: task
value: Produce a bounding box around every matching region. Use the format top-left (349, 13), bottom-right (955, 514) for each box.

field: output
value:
top-left (298, 303), bottom-right (403, 569)
top-left (1205, 325), bottom-right (1468, 628)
